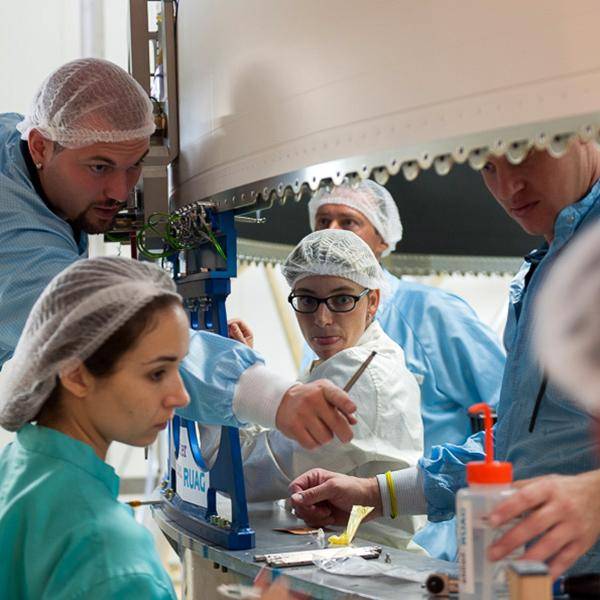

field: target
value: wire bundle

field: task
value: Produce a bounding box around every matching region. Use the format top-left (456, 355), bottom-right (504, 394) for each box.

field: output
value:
top-left (135, 211), bottom-right (226, 261)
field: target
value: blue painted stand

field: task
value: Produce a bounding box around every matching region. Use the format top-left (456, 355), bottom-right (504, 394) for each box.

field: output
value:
top-left (163, 209), bottom-right (255, 550)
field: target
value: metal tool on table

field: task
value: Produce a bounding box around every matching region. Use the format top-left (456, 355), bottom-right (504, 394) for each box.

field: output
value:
top-left (254, 544), bottom-right (382, 568)
top-left (217, 584), bottom-right (262, 599)
top-left (127, 499), bottom-right (163, 508)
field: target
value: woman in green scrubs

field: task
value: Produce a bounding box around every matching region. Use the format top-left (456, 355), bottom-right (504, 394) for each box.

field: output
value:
top-left (0, 255), bottom-right (306, 600)
top-left (0, 257), bottom-right (190, 599)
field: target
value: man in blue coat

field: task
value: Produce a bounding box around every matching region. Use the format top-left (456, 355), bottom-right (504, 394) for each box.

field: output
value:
top-left (0, 57), bottom-right (356, 449)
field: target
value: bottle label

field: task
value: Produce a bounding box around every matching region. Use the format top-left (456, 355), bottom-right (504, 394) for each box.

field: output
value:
top-left (477, 514), bottom-right (520, 596)
top-left (458, 501), bottom-right (474, 593)
top-left (457, 497), bottom-right (521, 599)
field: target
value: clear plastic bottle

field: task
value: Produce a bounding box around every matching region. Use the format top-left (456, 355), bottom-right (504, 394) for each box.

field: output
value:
top-left (457, 403), bottom-right (517, 600)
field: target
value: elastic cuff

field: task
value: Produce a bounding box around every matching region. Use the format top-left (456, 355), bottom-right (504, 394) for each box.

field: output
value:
top-left (393, 466), bottom-right (427, 516)
top-left (233, 364), bottom-right (296, 428)
top-left (377, 473), bottom-right (393, 518)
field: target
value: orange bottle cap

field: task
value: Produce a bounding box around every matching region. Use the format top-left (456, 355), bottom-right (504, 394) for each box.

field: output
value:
top-left (467, 460), bottom-right (513, 484)
top-left (466, 403), bottom-right (513, 485)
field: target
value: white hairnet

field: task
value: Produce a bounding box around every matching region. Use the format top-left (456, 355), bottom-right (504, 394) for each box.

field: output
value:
top-left (0, 257), bottom-right (180, 431)
top-left (282, 229), bottom-right (386, 291)
top-left (535, 221), bottom-right (600, 415)
top-left (308, 180), bottom-right (403, 257)
top-left (17, 58), bottom-right (155, 148)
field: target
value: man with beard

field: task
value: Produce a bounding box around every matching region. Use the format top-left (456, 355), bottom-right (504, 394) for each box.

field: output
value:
top-left (0, 58), bottom-right (357, 451)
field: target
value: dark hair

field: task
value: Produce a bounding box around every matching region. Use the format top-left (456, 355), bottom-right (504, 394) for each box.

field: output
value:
top-left (41, 294), bottom-right (182, 415)
top-left (85, 294), bottom-right (181, 376)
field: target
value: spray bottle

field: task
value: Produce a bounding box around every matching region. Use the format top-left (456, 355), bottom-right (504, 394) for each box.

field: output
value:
top-left (457, 403), bottom-right (519, 600)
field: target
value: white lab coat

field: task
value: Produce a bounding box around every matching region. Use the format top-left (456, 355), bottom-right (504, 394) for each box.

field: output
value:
top-left (239, 321), bottom-right (426, 547)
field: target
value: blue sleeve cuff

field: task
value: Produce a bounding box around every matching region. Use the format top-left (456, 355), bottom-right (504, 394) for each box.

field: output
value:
top-left (419, 431), bottom-right (486, 521)
top-left (176, 330), bottom-right (264, 426)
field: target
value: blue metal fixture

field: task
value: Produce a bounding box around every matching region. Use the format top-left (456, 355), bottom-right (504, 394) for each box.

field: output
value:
top-left (162, 208), bottom-right (255, 550)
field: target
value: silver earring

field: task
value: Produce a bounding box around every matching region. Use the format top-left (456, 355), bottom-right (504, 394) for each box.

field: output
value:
top-left (35, 162), bottom-right (42, 170)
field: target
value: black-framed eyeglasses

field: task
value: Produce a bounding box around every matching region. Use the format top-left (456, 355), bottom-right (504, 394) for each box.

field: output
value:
top-left (288, 288), bottom-right (370, 314)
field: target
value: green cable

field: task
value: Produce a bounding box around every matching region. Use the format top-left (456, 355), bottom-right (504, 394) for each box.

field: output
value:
top-left (135, 211), bottom-right (227, 262)
top-left (206, 228), bottom-right (227, 261)
top-left (104, 231), bottom-right (124, 243)
top-left (136, 213), bottom-right (180, 260)
top-left (136, 226), bottom-right (176, 260)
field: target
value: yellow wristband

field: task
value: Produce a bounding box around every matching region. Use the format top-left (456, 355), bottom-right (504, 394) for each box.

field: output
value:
top-left (385, 471), bottom-right (398, 519)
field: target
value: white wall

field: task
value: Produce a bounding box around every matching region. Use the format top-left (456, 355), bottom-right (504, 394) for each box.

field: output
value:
top-left (0, 1), bottom-right (81, 113)
top-left (228, 264), bottom-right (302, 379)
top-left (0, 0), bottom-right (130, 114)
top-left (411, 273), bottom-right (512, 339)
top-left (0, 0), bottom-right (78, 449)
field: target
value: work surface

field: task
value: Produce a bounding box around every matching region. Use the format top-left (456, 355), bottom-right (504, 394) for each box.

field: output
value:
top-left (154, 502), bottom-right (456, 599)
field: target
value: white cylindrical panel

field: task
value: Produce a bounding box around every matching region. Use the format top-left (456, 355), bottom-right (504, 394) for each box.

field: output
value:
top-left (172, 0), bottom-right (600, 207)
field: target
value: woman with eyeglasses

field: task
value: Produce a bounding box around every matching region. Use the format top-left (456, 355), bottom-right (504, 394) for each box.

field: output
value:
top-left (232, 229), bottom-right (425, 549)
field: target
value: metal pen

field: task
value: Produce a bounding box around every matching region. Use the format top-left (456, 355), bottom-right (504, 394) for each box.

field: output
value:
top-left (343, 350), bottom-right (377, 392)
top-left (127, 499), bottom-right (163, 508)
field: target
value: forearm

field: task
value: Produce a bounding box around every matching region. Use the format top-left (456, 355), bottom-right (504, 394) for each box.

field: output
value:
top-left (178, 332), bottom-right (356, 449)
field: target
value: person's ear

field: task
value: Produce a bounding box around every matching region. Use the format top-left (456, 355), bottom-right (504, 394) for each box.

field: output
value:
top-left (372, 234), bottom-right (389, 261)
top-left (28, 129), bottom-right (56, 169)
top-left (366, 289), bottom-right (380, 322)
top-left (58, 362), bottom-right (95, 398)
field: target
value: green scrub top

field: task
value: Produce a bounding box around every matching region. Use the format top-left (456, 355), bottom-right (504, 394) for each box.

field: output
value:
top-left (0, 424), bottom-right (176, 599)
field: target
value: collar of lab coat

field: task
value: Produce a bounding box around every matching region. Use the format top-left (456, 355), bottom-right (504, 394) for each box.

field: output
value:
top-left (308, 320), bottom-right (384, 373)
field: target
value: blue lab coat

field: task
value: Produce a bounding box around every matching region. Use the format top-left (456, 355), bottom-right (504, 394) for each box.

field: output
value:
top-left (377, 271), bottom-right (505, 454)
top-left (418, 181), bottom-right (600, 573)
top-left (376, 261), bottom-right (506, 561)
